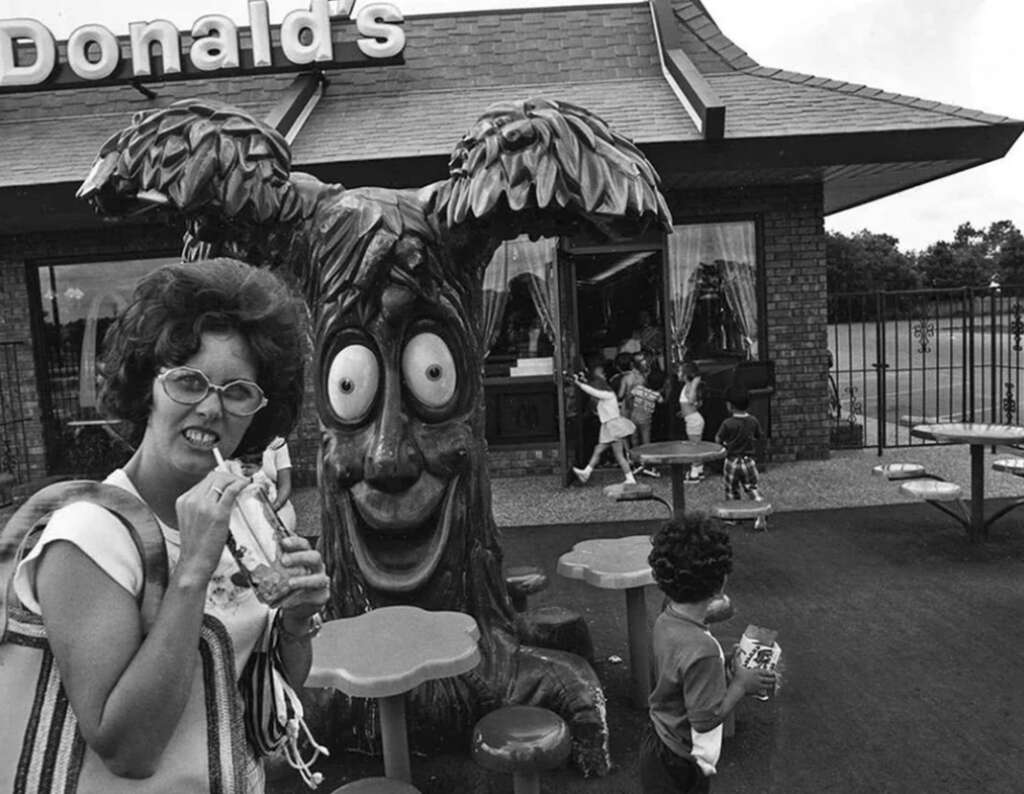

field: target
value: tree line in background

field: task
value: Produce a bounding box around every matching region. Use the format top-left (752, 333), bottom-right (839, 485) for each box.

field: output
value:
top-left (826, 220), bottom-right (1024, 294)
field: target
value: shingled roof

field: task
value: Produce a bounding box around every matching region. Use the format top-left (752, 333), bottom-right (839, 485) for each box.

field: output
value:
top-left (0, 0), bottom-right (1020, 225)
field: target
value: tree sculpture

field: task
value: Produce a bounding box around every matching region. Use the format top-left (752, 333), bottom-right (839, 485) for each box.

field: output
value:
top-left (77, 97), bottom-right (671, 775)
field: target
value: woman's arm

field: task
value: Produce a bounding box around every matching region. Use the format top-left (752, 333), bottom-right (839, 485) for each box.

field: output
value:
top-left (273, 466), bottom-right (292, 511)
top-left (274, 536), bottom-right (330, 688)
top-left (38, 544), bottom-right (214, 777)
top-left (36, 474), bottom-right (248, 779)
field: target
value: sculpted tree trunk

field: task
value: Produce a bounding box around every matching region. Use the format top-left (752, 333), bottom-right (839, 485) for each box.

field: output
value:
top-left (77, 97), bottom-right (671, 775)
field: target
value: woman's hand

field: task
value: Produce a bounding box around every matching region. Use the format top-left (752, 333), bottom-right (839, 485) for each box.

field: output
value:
top-left (173, 470), bottom-right (249, 585)
top-left (277, 536), bottom-right (330, 625)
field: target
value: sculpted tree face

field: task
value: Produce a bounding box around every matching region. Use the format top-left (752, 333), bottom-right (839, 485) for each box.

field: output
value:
top-left (317, 279), bottom-right (482, 607)
top-left (76, 97), bottom-right (673, 775)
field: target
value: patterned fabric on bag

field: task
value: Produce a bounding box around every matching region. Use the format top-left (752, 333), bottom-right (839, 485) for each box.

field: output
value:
top-left (0, 481), bottom-right (256, 793)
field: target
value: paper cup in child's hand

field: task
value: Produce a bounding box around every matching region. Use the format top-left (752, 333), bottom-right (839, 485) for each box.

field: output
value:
top-left (736, 624), bottom-right (782, 700)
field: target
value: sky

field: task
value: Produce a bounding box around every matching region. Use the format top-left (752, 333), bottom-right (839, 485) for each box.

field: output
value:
top-left (3, 0), bottom-right (1022, 252)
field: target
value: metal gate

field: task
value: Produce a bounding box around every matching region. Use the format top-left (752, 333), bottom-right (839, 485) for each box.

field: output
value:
top-left (827, 283), bottom-right (1024, 450)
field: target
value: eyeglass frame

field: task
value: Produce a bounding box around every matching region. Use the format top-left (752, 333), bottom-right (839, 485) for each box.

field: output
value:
top-left (156, 366), bottom-right (268, 416)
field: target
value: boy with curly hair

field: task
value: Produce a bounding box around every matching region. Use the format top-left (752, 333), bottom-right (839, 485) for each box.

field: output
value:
top-left (642, 514), bottom-right (774, 793)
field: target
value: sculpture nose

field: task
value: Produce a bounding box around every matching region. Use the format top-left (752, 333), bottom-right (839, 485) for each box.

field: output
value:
top-left (364, 434), bottom-right (421, 493)
top-left (364, 386), bottom-right (422, 493)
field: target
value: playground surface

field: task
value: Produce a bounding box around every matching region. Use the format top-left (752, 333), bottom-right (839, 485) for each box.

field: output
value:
top-left (4, 445), bottom-right (1022, 792)
top-left (269, 444), bottom-right (1024, 793)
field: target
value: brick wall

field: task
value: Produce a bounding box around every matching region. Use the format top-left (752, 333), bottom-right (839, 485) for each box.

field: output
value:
top-left (0, 256), bottom-right (43, 482)
top-left (486, 444), bottom-right (561, 478)
top-left (666, 182), bottom-right (831, 462)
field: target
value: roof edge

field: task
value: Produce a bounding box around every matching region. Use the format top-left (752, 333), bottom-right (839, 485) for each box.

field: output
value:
top-left (650, 0), bottom-right (724, 140)
top-left (740, 66), bottom-right (1024, 127)
top-left (398, 1), bottom-right (645, 21)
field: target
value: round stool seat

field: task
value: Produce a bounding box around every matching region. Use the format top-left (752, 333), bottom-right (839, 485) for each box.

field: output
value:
top-left (472, 706), bottom-right (571, 776)
top-left (993, 457), bottom-right (1024, 476)
top-left (899, 480), bottom-right (962, 501)
top-left (602, 481), bottom-right (653, 500)
top-left (711, 501), bottom-right (773, 520)
top-left (505, 565), bottom-right (549, 612)
top-left (330, 777), bottom-right (421, 793)
top-left (872, 462), bottom-right (926, 480)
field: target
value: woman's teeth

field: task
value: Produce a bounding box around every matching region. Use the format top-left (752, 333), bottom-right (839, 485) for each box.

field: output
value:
top-left (183, 428), bottom-right (219, 447)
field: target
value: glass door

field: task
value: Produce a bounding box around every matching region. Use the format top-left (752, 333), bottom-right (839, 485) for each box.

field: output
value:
top-left (560, 246), bottom-right (667, 484)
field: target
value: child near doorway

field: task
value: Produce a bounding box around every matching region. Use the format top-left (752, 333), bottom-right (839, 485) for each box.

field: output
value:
top-left (571, 361), bottom-right (637, 485)
top-left (714, 386), bottom-right (767, 531)
top-left (677, 361), bottom-right (706, 482)
top-left (629, 368), bottom-right (665, 448)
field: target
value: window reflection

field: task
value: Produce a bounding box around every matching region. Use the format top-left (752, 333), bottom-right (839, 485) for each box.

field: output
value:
top-left (36, 257), bottom-right (176, 475)
top-left (667, 221), bottom-right (758, 366)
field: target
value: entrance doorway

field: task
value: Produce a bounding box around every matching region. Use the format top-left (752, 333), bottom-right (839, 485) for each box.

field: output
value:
top-left (561, 246), bottom-right (670, 481)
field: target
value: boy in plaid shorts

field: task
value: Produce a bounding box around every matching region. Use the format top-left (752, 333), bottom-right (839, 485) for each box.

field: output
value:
top-left (714, 386), bottom-right (766, 530)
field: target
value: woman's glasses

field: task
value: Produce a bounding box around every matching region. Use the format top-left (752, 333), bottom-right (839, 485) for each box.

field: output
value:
top-left (157, 366), bottom-right (267, 416)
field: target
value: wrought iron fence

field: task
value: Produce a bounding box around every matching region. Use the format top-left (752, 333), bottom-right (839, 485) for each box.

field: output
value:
top-left (0, 341), bottom-right (31, 484)
top-left (828, 283), bottom-right (1024, 449)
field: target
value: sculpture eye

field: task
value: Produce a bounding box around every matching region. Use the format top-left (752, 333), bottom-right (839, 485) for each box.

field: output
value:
top-left (402, 332), bottom-right (456, 409)
top-left (327, 344), bottom-right (379, 422)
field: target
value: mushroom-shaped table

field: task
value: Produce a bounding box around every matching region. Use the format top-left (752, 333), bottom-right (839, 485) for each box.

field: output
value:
top-left (557, 534), bottom-right (655, 708)
top-left (630, 441), bottom-right (726, 521)
top-left (308, 606), bottom-right (481, 783)
top-left (911, 422), bottom-right (1024, 541)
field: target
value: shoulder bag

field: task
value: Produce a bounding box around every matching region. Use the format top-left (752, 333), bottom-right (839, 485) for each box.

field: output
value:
top-left (0, 480), bottom-right (255, 794)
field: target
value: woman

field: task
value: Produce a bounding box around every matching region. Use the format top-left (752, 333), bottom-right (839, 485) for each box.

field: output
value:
top-left (11, 258), bottom-right (327, 791)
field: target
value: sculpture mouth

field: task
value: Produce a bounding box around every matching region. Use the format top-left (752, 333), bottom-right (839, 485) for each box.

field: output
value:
top-left (345, 472), bottom-right (455, 593)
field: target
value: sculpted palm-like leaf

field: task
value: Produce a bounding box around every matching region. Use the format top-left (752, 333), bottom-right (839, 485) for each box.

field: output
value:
top-left (78, 96), bottom-right (671, 776)
top-left (436, 97), bottom-right (669, 244)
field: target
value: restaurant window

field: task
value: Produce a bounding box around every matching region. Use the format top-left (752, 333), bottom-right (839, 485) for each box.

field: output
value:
top-left (666, 221), bottom-right (759, 366)
top-left (35, 256), bottom-right (178, 473)
top-left (482, 236), bottom-right (557, 378)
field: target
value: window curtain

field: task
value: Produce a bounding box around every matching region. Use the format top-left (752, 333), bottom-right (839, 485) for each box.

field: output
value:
top-left (481, 263), bottom-right (510, 357)
top-left (714, 223), bottom-right (758, 358)
top-left (78, 292), bottom-right (127, 412)
top-left (482, 236), bottom-right (556, 355)
top-left (666, 227), bottom-right (703, 368)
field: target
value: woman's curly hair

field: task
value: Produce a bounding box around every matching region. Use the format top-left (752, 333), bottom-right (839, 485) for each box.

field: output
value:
top-left (98, 258), bottom-right (307, 457)
top-left (648, 512), bottom-right (733, 604)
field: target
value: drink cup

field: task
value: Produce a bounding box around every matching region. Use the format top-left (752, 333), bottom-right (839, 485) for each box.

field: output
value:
top-left (736, 624), bottom-right (782, 701)
top-left (213, 449), bottom-right (299, 607)
top-left (226, 482), bottom-right (297, 606)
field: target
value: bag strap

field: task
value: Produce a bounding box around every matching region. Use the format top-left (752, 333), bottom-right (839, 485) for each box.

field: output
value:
top-left (0, 480), bottom-right (168, 639)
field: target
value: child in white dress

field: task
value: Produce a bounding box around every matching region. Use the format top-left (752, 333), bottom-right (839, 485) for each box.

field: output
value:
top-left (571, 362), bottom-right (637, 485)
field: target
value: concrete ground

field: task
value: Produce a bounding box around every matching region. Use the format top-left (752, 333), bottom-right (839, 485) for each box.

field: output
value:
top-left (486, 443), bottom-right (1024, 527)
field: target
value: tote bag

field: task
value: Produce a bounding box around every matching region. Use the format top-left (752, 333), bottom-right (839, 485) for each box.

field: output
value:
top-left (0, 480), bottom-right (255, 794)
